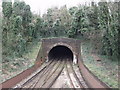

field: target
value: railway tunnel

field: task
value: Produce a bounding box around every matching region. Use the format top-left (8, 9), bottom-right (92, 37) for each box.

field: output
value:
top-left (1, 37), bottom-right (110, 89)
top-left (48, 45), bottom-right (73, 61)
top-left (42, 38), bottom-right (80, 63)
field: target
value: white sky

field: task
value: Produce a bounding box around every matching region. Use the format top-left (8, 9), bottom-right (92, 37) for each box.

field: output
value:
top-left (20, 0), bottom-right (102, 15)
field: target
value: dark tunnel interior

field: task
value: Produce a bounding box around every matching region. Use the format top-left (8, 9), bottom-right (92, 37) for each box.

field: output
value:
top-left (48, 45), bottom-right (73, 60)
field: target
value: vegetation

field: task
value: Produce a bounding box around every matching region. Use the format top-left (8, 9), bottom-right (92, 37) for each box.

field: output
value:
top-left (81, 40), bottom-right (118, 88)
top-left (1, 41), bottom-right (41, 83)
top-left (1, 0), bottom-right (119, 88)
top-left (2, 1), bottom-right (119, 61)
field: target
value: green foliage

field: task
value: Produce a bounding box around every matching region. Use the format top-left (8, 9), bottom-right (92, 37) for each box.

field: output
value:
top-left (34, 18), bottom-right (43, 38)
top-left (41, 6), bottom-right (71, 37)
top-left (98, 1), bottom-right (119, 58)
top-left (2, 1), bottom-right (119, 62)
top-left (2, 1), bottom-right (33, 61)
top-left (69, 6), bottom-right (78, 16)
top-left (22, 5), bottom-right (32, 28)
top-left (14, 16), bottom-right (22, 28)
top-left (13, 1), bottom-right (25, 16)
top-left (68, 1), bottom-right (119, 59)
top-left (67, 29), bottom-right (75, 38)
top-left (87, 2), bottom-right (99, 30)
top-left (69, 6), bottom-right (89, 36)
top-left (2, 2), bottom-right (12, 19)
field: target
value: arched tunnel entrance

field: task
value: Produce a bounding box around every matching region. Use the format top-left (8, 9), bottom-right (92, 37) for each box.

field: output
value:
top-left (48, 45), bottom-right (73, 61)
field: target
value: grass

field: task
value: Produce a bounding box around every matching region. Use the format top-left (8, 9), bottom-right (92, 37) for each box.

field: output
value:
top-left (81, 40), bottom-right (118, 88)
top-left (22, 41), bottom-right (41, 66)
top-left (1, 41), bottom-right (41, 83)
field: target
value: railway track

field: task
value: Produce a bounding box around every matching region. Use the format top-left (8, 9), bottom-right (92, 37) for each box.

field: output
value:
top-left (13, 59), bottom-right (53, 88)
top-left (12, 58), bottom-right (89, 88)
top-left (3, 57), bottom-right (110, 89)
top-left (65, 59), bottom-right (88, 88)
top-left (5, 58), bottom-right (109, 89)
top-left (13, 58), bottom-right (66, 88)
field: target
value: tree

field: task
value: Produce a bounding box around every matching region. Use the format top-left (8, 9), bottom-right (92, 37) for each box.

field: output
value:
top-left (69, 6), bottom-right (89, 37)
top-left (2, 2), bottom-right (12, 19)
top-left (69, 6), bottom-right (78, 16)
top-left (2, 1), bottom-right (34, 58)
top-left (87, 2), bottom-right (99, 30)
top-left (34, 18), bottom-right (43, 38)
top-left (98, 1), bottom-right (119, 58)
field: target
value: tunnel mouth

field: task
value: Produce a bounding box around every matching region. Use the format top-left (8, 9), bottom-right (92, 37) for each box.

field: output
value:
top-left (48, 45), bottom-right (73, 61)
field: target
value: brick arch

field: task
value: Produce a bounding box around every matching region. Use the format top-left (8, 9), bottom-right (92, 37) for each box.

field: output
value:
top-left (47, 42), bottom-right (75, 59)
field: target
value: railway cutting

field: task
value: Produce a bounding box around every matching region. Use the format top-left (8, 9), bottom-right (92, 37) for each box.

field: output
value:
top-left (1, 37), bottom-right (110, 89)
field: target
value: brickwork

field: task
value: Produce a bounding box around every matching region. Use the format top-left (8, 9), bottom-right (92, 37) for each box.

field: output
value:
top-left (40, 37), bottom-right (81, 62)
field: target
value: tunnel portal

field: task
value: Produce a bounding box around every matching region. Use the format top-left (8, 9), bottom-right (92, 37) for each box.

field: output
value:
top-left (48, 45), bottom-right (73, 61)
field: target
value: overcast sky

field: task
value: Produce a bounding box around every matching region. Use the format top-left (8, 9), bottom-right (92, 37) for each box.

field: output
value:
top-left (23, 0), bottom-right (100, 15)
